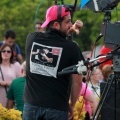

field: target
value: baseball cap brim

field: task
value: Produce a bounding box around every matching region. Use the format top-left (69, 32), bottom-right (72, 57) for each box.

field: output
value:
top-left (41, 20), bottom-right (49, 28)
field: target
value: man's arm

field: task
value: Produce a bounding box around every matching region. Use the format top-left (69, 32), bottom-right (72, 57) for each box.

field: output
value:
top-left (69, 74), bottom-right (82, 119)
top-left (6, 99), bottom-right (14, 109)
top-left (0, 81), bottom-right (12, 87)
top-left (6, 80), bottom-right (15, 108)
top-left (70, 74), bottom-right (82, 106)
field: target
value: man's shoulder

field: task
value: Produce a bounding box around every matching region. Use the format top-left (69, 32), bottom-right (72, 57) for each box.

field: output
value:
top-left (11, 77), bottom-right (24, 84)
top-left (14, 43), bottom-right (20, 47)
top-left (9, 77), bottom-right (25, 92)
top-left (65, 39), bottom-right (78, 46)
top-left (26, 32), bottom-right (45, 42)
top-left (28, 32), bottom-right (45, 38)
top-left (65, 40), bottom-right (81, 52)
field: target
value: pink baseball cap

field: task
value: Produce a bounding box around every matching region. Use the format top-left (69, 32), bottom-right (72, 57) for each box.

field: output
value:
top-left (41, 5), bottom-right (71, 28)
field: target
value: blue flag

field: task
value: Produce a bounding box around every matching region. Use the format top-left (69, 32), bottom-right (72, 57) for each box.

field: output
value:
top-left (80, 0), bottom-right (89, 8)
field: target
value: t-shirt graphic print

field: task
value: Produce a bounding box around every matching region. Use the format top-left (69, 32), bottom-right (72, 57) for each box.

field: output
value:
top-left (30, 42), bottom-right (62, 78)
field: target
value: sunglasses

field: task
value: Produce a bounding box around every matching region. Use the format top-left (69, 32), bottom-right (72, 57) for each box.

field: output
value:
top-left (1, 50), bottom-right (12, 53)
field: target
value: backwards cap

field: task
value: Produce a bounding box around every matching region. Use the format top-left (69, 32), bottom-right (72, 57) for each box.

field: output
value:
top-left (41, 5), bottom-right (71, 28)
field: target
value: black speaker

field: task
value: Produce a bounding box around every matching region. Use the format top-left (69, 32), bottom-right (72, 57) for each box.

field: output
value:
top-left (102, 21), bottom-right (120, 49)
top-left (100, 82), bottom-right (120, 120)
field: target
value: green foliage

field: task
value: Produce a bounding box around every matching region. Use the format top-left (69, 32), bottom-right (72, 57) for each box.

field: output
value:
top-left (0, 0), bottom-right (120, 58)
top-left (0, 0), bottom-right (46, 59)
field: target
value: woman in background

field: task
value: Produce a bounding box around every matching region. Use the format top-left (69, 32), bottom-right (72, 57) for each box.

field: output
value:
top-left (0, 44), bottom-right (22, 107)
top-left (88, 68), bottom-right (102, 100)
top-left (80, 82), bottom-right (98, 119)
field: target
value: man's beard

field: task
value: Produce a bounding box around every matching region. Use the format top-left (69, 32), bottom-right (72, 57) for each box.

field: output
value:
top-left (59, 28), bottom-right (68, 36)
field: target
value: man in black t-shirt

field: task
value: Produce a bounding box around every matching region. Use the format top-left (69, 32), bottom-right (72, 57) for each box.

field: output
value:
top-left (23, 5), bottom-right (84, 120)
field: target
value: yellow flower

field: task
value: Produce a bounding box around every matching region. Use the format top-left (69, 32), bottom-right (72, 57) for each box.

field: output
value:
top-left (74, 96), bottom-right (86, 120)
top-left (0, 104), bottom-right (22, 120)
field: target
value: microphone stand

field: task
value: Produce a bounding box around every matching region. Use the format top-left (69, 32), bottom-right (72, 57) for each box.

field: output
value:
top-left (58, 55), bottom-right (109, 76)
top-left (58, 53), bottom-right (113, 120)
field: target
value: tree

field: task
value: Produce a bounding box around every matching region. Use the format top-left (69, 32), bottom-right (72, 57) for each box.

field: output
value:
top-left (0, 0), bottom-right (120, 58)
top-left (0, 0), bottom-right (49, 59)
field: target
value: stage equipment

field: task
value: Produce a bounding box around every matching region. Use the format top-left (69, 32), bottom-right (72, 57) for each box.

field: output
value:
top-left (100, 81), bottom-right (120, 120)
top-left (81, 0), bottom-right (120, 12)
top-left (58, 48), bottom-right (120, 120)
top-left (81, 0), bottom-right (120, 49)
top-left (58, 54), bottom-right (109, 76)
top-left (100, 11), bottom-right (120, 49)
top-left (58, 61), bottom-right (88, 76)
top-left (91, 48), bottom-right (120, 120)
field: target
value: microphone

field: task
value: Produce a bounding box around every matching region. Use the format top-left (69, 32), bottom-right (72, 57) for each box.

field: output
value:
top-left (96, 33), bottom-right (103, 42)
top-left (58, 55), bottom-right (107, 76)
top-left (62, 65), bottom-right (77, 71)
top-left (58, 69), bottom-right (78, 76)
top-left (58, 61), bottom-right (87, 76)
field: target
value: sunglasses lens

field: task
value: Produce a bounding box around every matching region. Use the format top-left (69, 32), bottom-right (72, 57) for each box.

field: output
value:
top-left (1, 50), bottom-right (11, 53)
top-left (7, 51), bottom-right (11, 53)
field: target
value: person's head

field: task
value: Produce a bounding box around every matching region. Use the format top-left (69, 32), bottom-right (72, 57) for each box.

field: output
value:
top-left (35, 21), bottom-right (44, 32)
top-left (4, 29), bottom-right (16, 46)
top-left (82, 51), bottom-right (91, 60)
top-left (21, 61), bottom-right (26, 77)
top-left (102, 64), bottom-right (113, 80)
top-left (0, 44), bottom-right (14, 63)
top-left (90, 68), bottom-right (102, 83)
top-left (99, 45), bottom-right (112, 70)
top-left (41, 5), bottom-right (72, 35)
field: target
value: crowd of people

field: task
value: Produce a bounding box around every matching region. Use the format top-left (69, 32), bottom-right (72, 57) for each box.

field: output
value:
top-left (0, 4), bottom-right (114, 120)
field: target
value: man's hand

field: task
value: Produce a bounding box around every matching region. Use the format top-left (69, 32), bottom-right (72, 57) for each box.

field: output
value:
top-left (6, 100), bottom-right (14, 109)
top-left (0, 81), bottom-right (10, 86)
top-left (68, 74), bottom-right (82, 119)
top-left (68, 102), bottom-right (74, 120)
top-left (68, 20), bottom-right (83, 35)
top-left (0, 81), bottom-right (7, 86)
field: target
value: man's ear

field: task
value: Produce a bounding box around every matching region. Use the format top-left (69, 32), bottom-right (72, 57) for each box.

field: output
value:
top-left (52, 22), bottom-right (60, 30)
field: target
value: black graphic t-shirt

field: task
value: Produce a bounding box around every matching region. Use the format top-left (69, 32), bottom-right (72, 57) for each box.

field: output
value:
top-left (24, 29), bottom-right (84, 111)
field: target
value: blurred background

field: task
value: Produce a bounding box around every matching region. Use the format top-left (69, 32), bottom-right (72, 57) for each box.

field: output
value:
top-left (0, 0), bottom-right (120, 59)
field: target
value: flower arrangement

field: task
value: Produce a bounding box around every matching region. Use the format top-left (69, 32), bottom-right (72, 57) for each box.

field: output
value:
top-left (0, 104), bottom-right (22, 120)
top-left (74, 96), bottom-right (86, 120)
